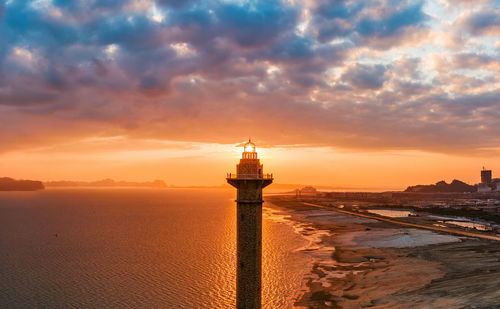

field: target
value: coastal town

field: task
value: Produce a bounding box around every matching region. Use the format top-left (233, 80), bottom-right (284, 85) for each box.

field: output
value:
top-left (265, 168), bottom-right (500, 308)
top-left (290, 168), bottom-right (500, 236)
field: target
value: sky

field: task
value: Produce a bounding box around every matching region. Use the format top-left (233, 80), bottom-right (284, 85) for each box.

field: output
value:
top-left (0, 0), bottom-right (499, 189)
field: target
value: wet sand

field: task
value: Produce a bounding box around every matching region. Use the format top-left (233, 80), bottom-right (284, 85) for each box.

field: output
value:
top-left (266, 197), bottom-right (500, 309)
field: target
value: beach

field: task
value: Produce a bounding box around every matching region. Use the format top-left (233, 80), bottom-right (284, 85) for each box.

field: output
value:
top-left (266, 196), bottom-right (500, 309)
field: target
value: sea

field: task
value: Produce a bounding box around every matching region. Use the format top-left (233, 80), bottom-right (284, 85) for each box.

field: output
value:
top-left (0, 188), bottom-right (311, 308)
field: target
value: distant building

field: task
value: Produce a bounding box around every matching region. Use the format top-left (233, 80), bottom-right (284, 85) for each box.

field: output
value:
top-left (296, 186), bottom-right (317, 197)
top-left (478, 183), bottom-right (492, 193)
top-left (497, 183), bottom-right (500, 192)
top-left (481, 168), bottom-right (492, 185)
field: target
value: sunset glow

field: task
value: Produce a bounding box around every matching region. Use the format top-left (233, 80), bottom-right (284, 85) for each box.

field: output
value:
top-left (1, 2), bottom-right (500, 308)
top-left (0, 0), bottom-right (499, 188)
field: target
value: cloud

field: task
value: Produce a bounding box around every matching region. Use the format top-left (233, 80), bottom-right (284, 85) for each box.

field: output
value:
top-left (341, 64), bottom-right (388, 89)
top-left (461, 8), bottom-right (500, 35)
top-left (311, 0), bottom-right (429, 48)
top-left (355, 2), bottom-right (427, 38)
top-left (451, 53), bottom-right (500, 70)
top-left (0, 0), bottom-right (499, 156)
top-left (156, 0), bottom-right (195, 9)
top-left (214, 1), bottom-right (298, 48)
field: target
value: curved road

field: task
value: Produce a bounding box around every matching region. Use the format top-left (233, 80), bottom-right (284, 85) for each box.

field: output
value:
top-left (301, 202), bottom-right (500, 241)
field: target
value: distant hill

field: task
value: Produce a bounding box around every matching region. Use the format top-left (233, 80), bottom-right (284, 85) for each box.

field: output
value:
top-left (0, 177), bottom-right (45, 191)
top-left (405, 179), bottom-right (476, 193)
top-left (45, 179), bottom-right (167, 188)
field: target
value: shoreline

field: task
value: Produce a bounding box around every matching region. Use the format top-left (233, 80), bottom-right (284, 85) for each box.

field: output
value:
top-left (262, 206), bottom-right (316, 308)
top-left (266, 196), bottom-right (500, 308)
top-left (301, 201), bottom-right (500, 241)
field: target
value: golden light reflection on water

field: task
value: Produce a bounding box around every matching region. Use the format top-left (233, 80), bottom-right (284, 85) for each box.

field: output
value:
top-left (0, 189), bottom-right (310, 308)
top-left (262, 204), bottom-right (312, 308)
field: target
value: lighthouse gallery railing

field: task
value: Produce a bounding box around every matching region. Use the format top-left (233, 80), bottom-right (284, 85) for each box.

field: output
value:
top-left (226, 173), bottom-right (273, 180)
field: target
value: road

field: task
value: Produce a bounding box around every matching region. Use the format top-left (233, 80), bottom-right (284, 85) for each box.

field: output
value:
top-left (301, 202), bottom-right (500, 241)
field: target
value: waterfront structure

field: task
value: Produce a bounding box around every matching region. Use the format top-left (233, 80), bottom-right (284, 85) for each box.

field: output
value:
top-left (299, 186), bottom-right (318, 196)
top-left (481, 168), bottom-right (492, 185)
top-left (478, 184), bottom-right (492, 193)
top-left (227, 140), bottom-right (273, 309)
top-left (295, 186), bottom-right (318, 197)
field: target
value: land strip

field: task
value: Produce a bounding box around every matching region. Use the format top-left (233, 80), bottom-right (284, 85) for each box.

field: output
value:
top-left (266, 196), bottom-right (500, 308)
top-left (301, 201), bottom-right (500, 241)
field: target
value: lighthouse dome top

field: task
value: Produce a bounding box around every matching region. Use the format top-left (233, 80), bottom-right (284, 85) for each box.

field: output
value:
top-left (243, 139), bottom-right (256, 153)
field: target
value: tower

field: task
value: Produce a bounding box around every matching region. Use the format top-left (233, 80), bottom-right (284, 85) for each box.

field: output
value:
top-left (481, 167), bottom-right (492, 185)
top-left (227, 140), bottom-right (273, 309)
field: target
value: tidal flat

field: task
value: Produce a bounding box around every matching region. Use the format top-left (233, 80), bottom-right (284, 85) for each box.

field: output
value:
top-left (267, 196), bottom-right (500, 309)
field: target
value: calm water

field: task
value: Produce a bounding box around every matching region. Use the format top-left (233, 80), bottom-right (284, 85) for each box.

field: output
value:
top-left (0, 188), bottom-right (310, 308)
top-left (366, 209), bottom-right (415, 218)
top-left (444, 220), bottom-right (493, 231)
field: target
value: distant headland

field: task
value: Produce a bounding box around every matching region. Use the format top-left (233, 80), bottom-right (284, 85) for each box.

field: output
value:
top-left (44, 178), bottom-right (167, 188)
top-left (0, 177), bottom-right (45, 191)
top-left (405, 179), bottom-right (476, 193)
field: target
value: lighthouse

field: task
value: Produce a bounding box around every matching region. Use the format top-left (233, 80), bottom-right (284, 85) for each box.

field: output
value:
top-left (227, 140), bottom-right (273, 309)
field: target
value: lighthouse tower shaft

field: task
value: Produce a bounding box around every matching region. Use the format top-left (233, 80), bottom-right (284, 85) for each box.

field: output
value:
top-left (227, 142), bottom-right (272, 309)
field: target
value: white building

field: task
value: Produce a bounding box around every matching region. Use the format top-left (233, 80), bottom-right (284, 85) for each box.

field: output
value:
top-left (478, 184), bottom-right (492, 193)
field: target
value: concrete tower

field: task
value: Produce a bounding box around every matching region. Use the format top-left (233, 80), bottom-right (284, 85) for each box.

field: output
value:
top-left (227, 140), bottom-right (273, 309)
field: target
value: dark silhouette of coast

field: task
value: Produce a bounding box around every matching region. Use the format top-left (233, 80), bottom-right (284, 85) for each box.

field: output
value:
top-left (44, 178), bottom-right (167, 188)
top-left (0, 177), bottom-right (44, 191)
top-left (405, 179), bottom-right (476, 193)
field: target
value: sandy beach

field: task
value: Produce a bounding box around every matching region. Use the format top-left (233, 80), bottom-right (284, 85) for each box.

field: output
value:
top-left (266, 196), bottom-right (500, 309)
